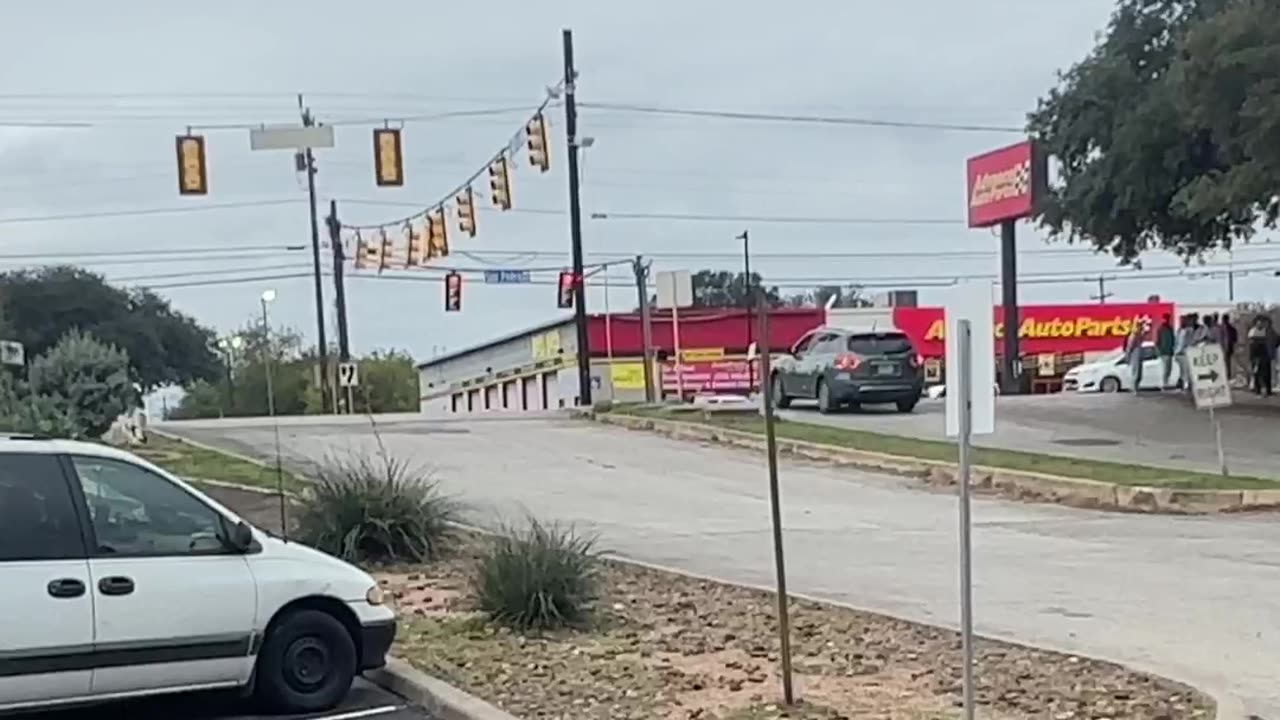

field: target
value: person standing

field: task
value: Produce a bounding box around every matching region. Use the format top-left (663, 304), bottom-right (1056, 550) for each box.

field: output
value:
top-left (1248, 316), bottom-right (1275, 397)
top-left (1156, 314), bottom-right (1176, 389)
top-left (1222, 314), bottom-right (1239, 380)
top-left (1175, 314), bottom-right (1198, 394)
top-left (1125, 322), bottom-right (1146, 392)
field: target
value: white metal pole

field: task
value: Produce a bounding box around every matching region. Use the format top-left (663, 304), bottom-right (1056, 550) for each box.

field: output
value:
top-left (957, 318), bottom-right (975, 720)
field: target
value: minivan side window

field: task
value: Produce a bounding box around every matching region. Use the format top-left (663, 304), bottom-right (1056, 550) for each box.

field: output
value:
top-left (70, 456), bottom-right (227, 557)
top-left (0, 453), bottom-right (85, 562)
top-left (847, 333), bottom-right (914, 355)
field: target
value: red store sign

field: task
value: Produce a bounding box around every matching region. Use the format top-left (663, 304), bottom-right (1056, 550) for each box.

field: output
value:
top-left (966, 140), bottom-right (1046, 228)
top-left (893, 302), bottom-right (1174, 357)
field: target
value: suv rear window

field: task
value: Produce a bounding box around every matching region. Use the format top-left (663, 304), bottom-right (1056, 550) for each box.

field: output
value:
top-left (847, 333), bottom-right (914, 355)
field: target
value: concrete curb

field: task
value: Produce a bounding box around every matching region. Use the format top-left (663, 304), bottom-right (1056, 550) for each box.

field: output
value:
top-left (368, 657), bottom-right (521, 720)
top-left (583, 410), bottom-right (1280, 515)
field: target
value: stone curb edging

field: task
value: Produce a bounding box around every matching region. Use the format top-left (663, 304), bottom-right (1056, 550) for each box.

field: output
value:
top-left (369, 658), bottom-right (522, 720)
top-left (581, 410), bottom-right (1280, 515)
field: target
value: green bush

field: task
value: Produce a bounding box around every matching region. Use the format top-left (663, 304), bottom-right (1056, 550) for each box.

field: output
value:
top-left (472, 517), bottom-right (600, 630)
top-left (28, 329), bottom-right (134, 438)
top-left (295, 452), bottom-right (458, 565)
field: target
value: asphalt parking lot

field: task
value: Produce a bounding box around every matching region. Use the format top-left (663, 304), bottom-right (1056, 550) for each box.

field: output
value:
top-left (23, 680), bottom-right (427, 720)
top-left (781, 390), bottom-right (1280, 478)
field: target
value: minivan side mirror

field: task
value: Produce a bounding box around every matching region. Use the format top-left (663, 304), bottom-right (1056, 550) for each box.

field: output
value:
top-left (226, 520), bottom-right (254, 553)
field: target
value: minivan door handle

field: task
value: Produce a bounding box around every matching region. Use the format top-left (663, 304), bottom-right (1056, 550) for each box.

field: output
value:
top-left (47, 578), bottom-right (86, 599)
top-left (98, 576), bottom-right (135, 596)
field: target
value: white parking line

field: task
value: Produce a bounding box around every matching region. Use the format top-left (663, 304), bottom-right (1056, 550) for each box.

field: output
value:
top-left (307, 705), bottom-right (404, 720)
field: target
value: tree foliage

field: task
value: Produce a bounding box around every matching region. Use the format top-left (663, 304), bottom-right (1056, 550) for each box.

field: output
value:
top-left (170, 322), bottom-right (420, 419)
top-left (0, 266), bottom-right (220, 391)
top-left (28, 329), bottom-right (136, 438)
top-left (1029, 0), bottom-right (1279, 261)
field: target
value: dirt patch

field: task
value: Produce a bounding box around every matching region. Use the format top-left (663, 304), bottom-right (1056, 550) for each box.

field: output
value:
top-left (384, 540), bottom-right (1211, 720)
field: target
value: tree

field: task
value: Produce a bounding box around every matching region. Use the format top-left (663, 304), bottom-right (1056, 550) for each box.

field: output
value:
top-left (28, 329), bottom-right (136, 438)
top-left (1028, 0), bottom-right (1277, 261)
top-left (0, 375), bottom-right (80, 438)
top-left (354, 351), bottom-right (420, 413)
top-left (783, 284), bottom-right (873, 309)
top-left (0, 266), bottom-right (220, 391)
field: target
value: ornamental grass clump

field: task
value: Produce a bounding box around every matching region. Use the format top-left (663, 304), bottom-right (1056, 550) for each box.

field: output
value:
top-left (472, 517), bottom-right (600, 630)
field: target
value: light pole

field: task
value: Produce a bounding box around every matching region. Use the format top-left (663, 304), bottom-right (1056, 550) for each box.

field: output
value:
top-left (737, 230), bottom-right (753, 392)
top-left (217, 335), bottom-right (244, 416)
top-left (260, 290), bottom-right (277, 420)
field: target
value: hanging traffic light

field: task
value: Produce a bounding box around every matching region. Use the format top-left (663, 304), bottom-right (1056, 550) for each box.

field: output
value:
top-left (444, 271), bottom-right (462, 312)
top-left (526, 113), bottom-right (550, 173)
top-left (488, 156), bottom-right (512, 210)
top-left (404, 221), bottom-right (426, 267)
top-left (557, 270), bottom-right (575, 309)
top-left (455, 188), bottom-right (477, 237)
top-left (373, 128), bottom-right (404, 187)
top-left (353, 232), bottom-right (382, 270)
top-left (427, 208), bottom-right (449, 258)
top-left (175, 134), bottom-right (208, 195)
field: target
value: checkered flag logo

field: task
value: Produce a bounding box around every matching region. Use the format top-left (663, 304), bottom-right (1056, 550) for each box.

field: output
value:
top-left (1011, 159), bottom-right (1031, 196)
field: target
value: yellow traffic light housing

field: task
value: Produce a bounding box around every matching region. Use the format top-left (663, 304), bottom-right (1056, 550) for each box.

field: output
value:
top-left (456, 188), bottom-right (477, 238)
top-left (404, 221), bottom-right (426, 267)
top-left (427, 208), bottom-right (449, 259)
top-left (373, 128), bottom-right (405, 187)
top-left (353, 231), bottom-right (383, 270)
top-left (444, 271), bottom-right (462, 312)
top-left (488, 156), bottom-right (512, 210)
top-left (175, 134), bottom-right (208, 196)
top-left (526, 113), bottom-right (550, 173)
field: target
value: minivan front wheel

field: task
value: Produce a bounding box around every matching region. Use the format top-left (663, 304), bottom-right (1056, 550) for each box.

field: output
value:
top-left (771, 374), bottom-right (791, 409)
top-left (257, 609), bottom-right (357, 713)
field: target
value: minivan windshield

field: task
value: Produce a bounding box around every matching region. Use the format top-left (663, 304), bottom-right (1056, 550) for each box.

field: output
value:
top-left (847, 333), bottom-right (913, 355)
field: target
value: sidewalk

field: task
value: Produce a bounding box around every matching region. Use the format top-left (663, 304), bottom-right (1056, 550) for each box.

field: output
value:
top-left (1150, 379), bottom-right (1280, 416)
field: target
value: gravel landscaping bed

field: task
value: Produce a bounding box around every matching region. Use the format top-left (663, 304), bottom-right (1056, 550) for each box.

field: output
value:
top-left (383, 540), bottom-right (1212, 720)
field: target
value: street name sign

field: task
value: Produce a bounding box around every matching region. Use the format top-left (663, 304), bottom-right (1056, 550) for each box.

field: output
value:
top-left (1188, 343), bottom-right (1231, 410)
top-left (483, 270), bottom-right (531, 284)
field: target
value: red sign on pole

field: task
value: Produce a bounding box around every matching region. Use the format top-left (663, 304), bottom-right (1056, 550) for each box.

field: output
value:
top-left (966, 140), bottom-right (1046, 228)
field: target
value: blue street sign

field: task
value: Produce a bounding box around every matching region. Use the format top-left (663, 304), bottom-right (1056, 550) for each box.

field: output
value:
top-left (483, 270), bottom-right (532, 284)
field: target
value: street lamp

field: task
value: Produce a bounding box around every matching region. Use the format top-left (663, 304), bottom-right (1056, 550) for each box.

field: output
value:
top-left (260, 290), bottom-right (277, 420)
top-left (217, 334), bottom-right (246, 416)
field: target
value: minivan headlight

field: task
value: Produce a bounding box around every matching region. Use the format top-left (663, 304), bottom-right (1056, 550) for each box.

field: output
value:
top-left (366, 585), bottom-right (386, 606)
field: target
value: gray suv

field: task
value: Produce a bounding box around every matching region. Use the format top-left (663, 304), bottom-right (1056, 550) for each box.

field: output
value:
top-left (771, 327), bottom-right (924, 413)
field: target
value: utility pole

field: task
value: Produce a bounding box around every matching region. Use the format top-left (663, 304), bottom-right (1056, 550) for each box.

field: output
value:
top-left (634, 255), bottom-right (655, 402)
top-left (1090, 274), bottom-right (1113, 304)
top-left (562, 29), bottom-right (592, 406)
top-left (298, 95), bottom-right (331, 413)
top-left (999, 220), bottom-right (1020, 395)
top-left (738, 230), bottom-right (754, 391)
top-left (327, 200), bottom-right (353, 414)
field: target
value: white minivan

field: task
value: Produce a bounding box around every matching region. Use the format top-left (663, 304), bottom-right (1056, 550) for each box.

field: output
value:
top-left (0, 435), bottom-right (396, 714)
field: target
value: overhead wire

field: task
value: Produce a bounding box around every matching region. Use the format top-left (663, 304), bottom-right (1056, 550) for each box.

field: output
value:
top-left (0, 198), bottom-right (304, 225)
top-left (578, 102), bottom-right (1024, 133)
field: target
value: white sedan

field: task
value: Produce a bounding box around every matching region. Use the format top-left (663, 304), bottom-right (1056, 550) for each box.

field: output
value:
top-left (1062, 342), bottom-right (1180, 393)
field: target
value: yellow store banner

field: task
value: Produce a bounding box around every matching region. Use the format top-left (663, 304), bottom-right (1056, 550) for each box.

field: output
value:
top-left (610, 362), bottom-right (646, 390)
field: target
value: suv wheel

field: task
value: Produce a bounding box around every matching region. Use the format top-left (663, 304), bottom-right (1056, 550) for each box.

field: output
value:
top-left (771, 375), bottom-right (791, 409)
top-left (256, 609), bottom-right (357, 713)
top-left (817, 380), bottom-right (834, 414)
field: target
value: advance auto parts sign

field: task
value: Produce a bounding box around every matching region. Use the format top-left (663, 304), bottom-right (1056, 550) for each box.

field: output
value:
top-left (894, 302), bottom-right (1173, 357)
top-left (966, 140), bottom-right (1047, 228)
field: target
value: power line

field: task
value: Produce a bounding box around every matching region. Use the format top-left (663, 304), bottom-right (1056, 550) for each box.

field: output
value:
top-left (139, 272), bottom-right (316, 290)
top-left (112, 263), bottom-right (315, 283)
top-left (0, 244), bottom-right (307, 261)
top-left (0, 198), bottom-right (304, 225)
top-left (578, 102), bottom-right (1024, 133)
top-left (589, 210), bottom-right (961, 225)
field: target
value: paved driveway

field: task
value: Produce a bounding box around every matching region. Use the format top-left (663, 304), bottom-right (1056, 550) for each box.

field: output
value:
top-left (783, 391), bottom-right (1280, 479)
top-left (162, 415), bottom-right (1280, 718)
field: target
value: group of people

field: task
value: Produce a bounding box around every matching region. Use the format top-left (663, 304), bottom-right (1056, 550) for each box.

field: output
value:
top-left (1131, 312), bottom-right (1280, 397)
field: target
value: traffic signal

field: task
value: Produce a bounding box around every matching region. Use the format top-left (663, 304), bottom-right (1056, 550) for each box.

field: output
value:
top-left (455, 188), bottom-right (477, 237)
top-left (175, 134), bottom-right (208, 195)
top-left (557, 270), bottom-right (575, 309)
top-left (427, 208), bottom-right (449, 259)
top-left (353, 231), bottom-right (384, 270)
top-left (444, 271), bottom-right (462, 312)
top-left (526, 113), bottom-right (550, 173)
top-left (373, 128), bottom-right (404, 187)
top-left (488, 156), bottom-right (512, 210)
top-left (404, 221), bottom-right (426, 267)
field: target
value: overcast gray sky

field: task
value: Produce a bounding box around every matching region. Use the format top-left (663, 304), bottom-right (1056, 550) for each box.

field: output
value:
top-left (3, 0), bottom-right (1276, 364)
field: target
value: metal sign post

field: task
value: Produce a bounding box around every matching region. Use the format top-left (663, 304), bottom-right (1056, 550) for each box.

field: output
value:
top-left (956, 319), bottom-right (976, 720)
top-left (757, 302), bottom-right (794, 705)
top-left (656, 270), bottom-right (694, 403)
top-left (1188, 342), bottom-right (1232, 477)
